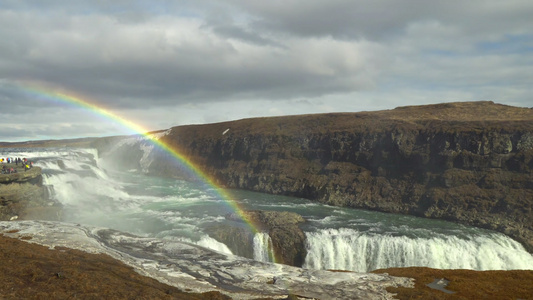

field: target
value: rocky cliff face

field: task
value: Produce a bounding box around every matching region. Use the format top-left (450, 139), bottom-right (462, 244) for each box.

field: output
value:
top-left (233, 210), bottom-right (307, 266)
top-left (0, 166), bottom-right (59, 221)
top-left (207, 210), bottom-right (307, 266)
top-left (96, 101), bottom-right (533, 253)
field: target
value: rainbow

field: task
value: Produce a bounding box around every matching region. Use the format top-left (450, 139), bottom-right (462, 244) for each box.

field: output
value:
top-left (11, 81), bottom-right (276, 262)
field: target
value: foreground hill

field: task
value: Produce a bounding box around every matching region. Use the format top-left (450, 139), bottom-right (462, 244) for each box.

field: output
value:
top-left (95, 101), bottom-right (533, 253)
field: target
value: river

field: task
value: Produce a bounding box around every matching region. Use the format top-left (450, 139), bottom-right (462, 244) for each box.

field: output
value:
top-left (2, 147), bottom-right (532, 272)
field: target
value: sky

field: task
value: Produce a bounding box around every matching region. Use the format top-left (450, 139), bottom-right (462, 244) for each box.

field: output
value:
top-left (0, 0), bottom-right (532, 141)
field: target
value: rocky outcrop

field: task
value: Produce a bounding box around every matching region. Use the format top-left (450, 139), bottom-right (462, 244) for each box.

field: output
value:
top-left (0, 166), bottom-right (60, 221)
top-left (206, 224), bottom-right (255, 258)
top-left (236, 210), bottom-right (307, 266)
top-left (209, 210), bottom-right (307, 266)
top-left (95, 101), bottom-right (533, 253)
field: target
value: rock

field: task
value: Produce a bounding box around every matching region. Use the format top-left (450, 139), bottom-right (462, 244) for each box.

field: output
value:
top-left (269, 226), bottom-right (307, 267)
top-left (0, 166), bottom-right (62, 221)
top-left (241, 210), bottom-right (307, 266)
top-left (0, 166), bottom-right (42, 184)
top-left (205, 224), bottom-right (255, 258)
top-left (224, 210), bottom-right (307, 266)
top-left (229, 210), bottom-right (306, 229)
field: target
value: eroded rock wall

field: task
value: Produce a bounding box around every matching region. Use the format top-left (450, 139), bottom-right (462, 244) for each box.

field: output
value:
top-left (0, 167), bottom-right (54, 220)
top-left (208, 210), bottom-right (307, 266)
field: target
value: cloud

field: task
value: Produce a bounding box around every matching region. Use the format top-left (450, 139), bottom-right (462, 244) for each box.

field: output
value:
top-left (224, 0), bottom-right (533, 39)
top-left (0, 1), bottom-right (532, 141)
top-left (0, 7), bottom-right (387, 106)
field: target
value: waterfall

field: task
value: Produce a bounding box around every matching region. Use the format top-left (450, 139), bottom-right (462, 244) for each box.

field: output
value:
top-left (194, 236), bottom-right (234, 255)
top-left (253, 232), bottom-right (274, 262)
top-left (303, 228), bottom-right (533, 272)
top-left (7, 147), bottom-right (533, 271)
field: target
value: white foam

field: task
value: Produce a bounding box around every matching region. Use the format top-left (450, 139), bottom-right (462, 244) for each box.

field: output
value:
top-left (196, 236), bottom-right (234, 255)
top-left (304, 228), bottom-right (533, 272)
top-left (253, 232), bottom-right (274, 262)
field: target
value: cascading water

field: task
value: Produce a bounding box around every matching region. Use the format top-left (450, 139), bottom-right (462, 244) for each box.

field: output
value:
top-left (253, 232), bottom-right (274, 262)
top-left (3, 146), bottom-right (533, 272)
top-left (303, 228), bottom-right (533, 272)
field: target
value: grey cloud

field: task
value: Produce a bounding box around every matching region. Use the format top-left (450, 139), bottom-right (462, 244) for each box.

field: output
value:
top-left (0, 123), bottom-right (114, 141)
top-left (7, 1), bottom-right (533, 40)
top-left (208, 23), bottom-right (280, 47)
top-left (223, 0), bottom-right (533, 40)
top-left (0, 0), bottom-right (532, 142)
top-left (0, 8), bottom-right (387, 109)
top-left (0, 127), bottom-right (35, 140)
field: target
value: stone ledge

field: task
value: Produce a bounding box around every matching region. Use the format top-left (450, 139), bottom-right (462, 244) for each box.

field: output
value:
top-left (0, 165), bottom-right (42, 184)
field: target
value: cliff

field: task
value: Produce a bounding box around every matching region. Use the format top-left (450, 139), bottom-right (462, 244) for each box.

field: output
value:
top-left (0, 137), bottom-right (99, 149)
top-left (100, 101), bottom-right (533, 252)
top-left (0, 165), bottom-right (59, 221)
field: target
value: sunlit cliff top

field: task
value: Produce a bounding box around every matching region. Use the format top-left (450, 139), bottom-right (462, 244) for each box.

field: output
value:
top-left (168, 101), bottom-right (533, 137)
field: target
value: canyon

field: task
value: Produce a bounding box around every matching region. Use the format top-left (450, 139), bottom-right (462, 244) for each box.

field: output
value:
top-left (95, 101), bottom-right (533, 254)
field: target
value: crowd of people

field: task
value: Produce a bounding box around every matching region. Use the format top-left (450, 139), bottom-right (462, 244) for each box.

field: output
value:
top-left (0, 157), bottom-right (33, 174)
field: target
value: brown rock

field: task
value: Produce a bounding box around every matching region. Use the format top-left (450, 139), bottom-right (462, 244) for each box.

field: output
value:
top-left (225, 210), bottom-right (307, 266)
top-left (0, 166), bottom-right (59, 221)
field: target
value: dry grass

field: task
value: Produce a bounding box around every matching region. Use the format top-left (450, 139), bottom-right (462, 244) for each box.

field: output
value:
top-left (373, 267), bottom-right (533, 299)
top-left (167, 101), bottom-right (533, 140)
top-left (0, 234), bottom-right (231, 300)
